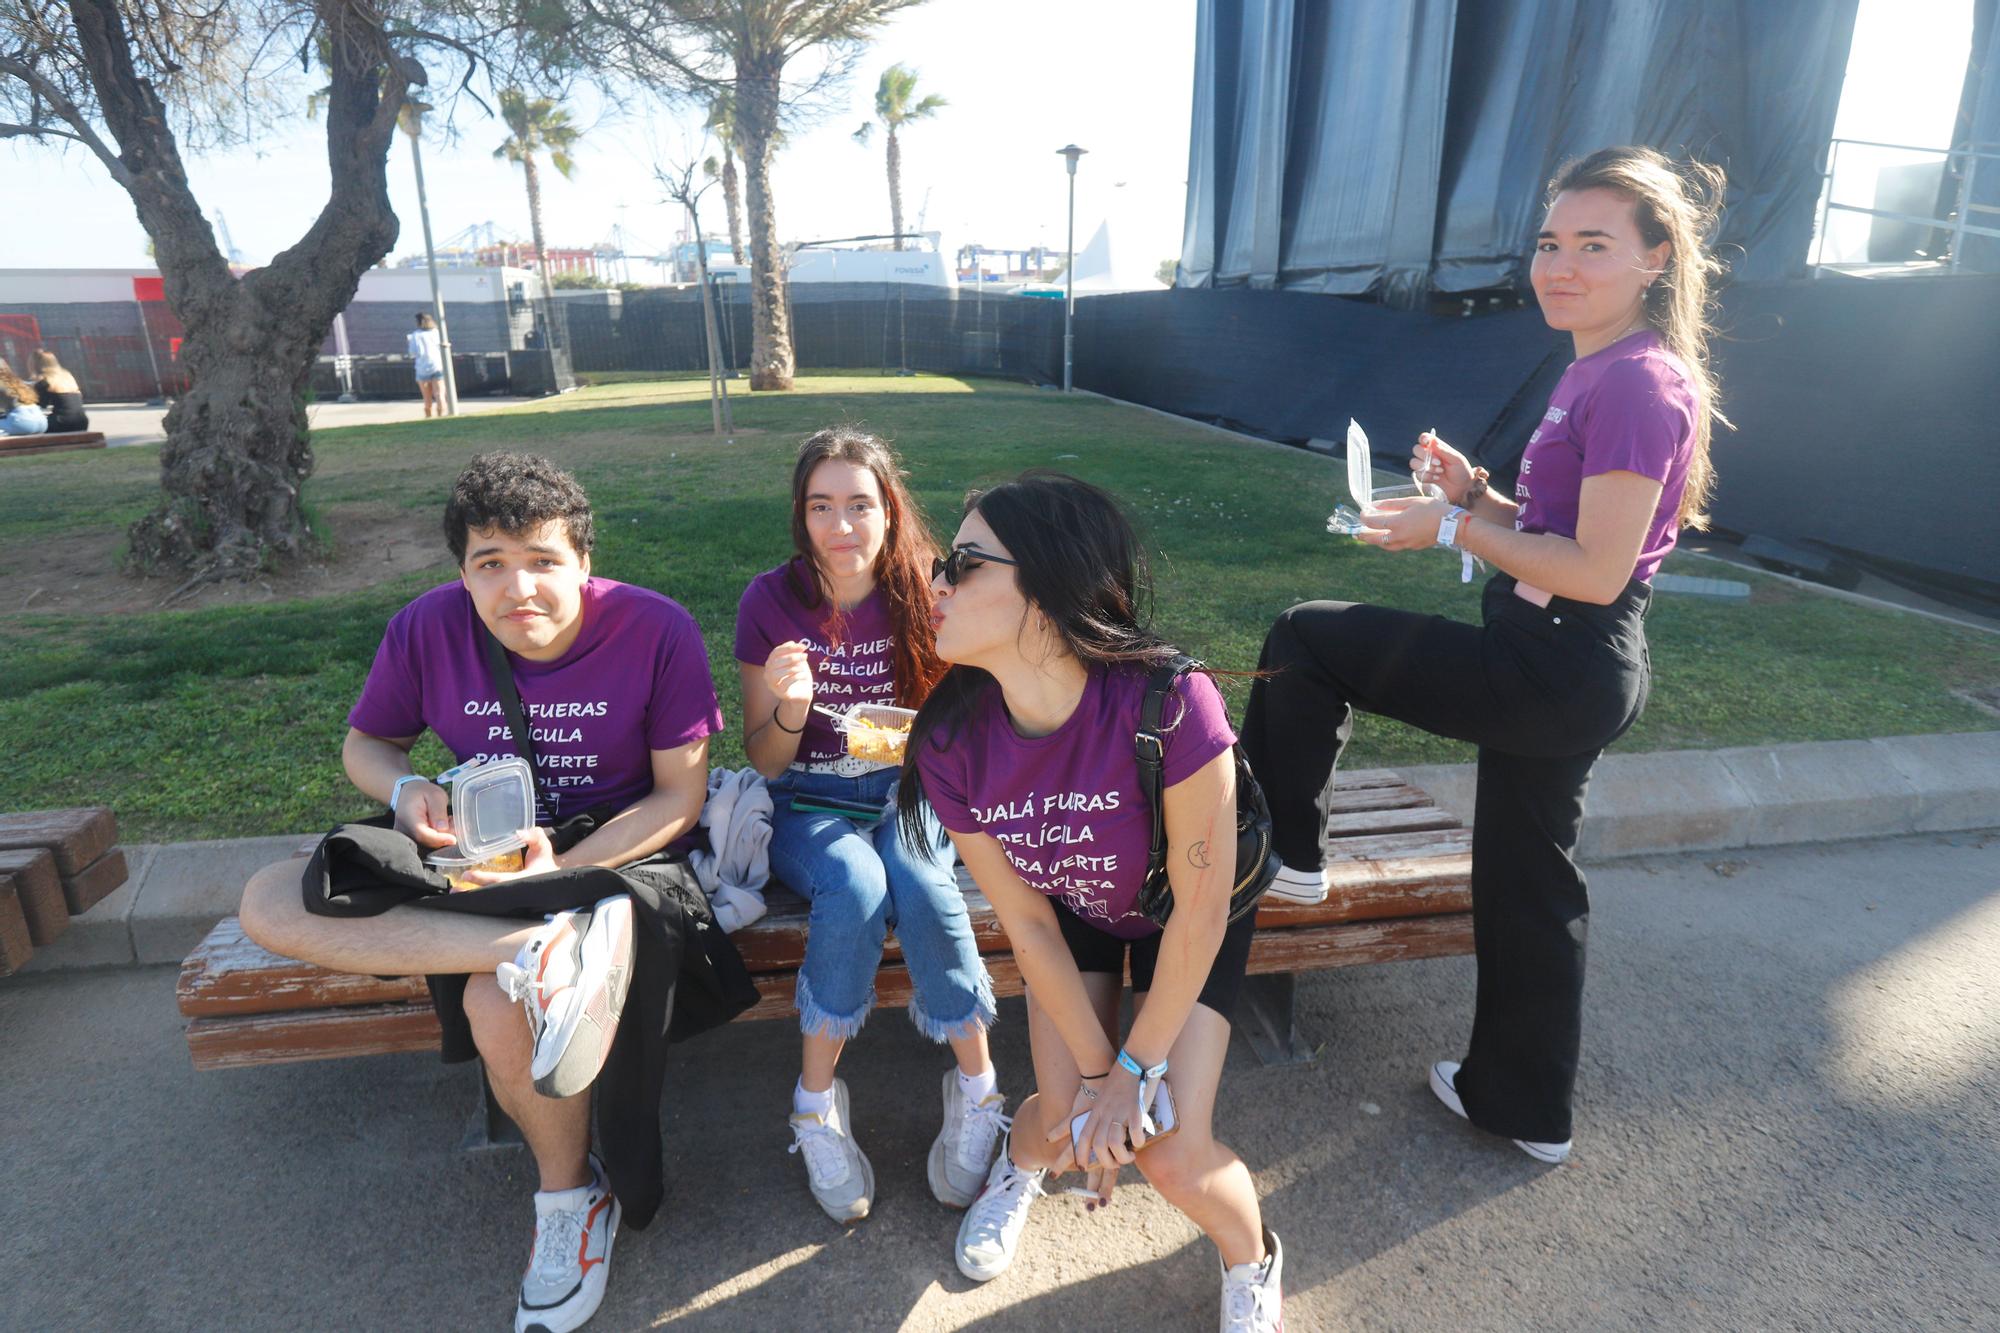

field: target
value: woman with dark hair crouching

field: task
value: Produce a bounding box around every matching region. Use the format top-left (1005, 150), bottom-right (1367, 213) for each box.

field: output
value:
top-left (899, 471), bottom-right (1282, 1332)
top-left (1243, 146), bottom-right (1729, 1165)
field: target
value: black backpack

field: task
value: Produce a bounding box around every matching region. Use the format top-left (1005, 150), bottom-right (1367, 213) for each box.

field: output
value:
top-left (1132, 657), bottom-right (1280, 927)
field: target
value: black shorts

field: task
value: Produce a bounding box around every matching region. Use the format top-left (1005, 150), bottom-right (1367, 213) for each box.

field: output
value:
top-left (1051, 895), bottom-right (1258, 1024)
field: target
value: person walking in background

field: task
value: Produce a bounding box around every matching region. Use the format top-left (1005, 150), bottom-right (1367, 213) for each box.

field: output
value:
top-left (407, 310), bottom-right (446, 418)
top-left (30, 350), bottom-right (89, 433)
top-left (736, 428), bottom-right (1006, 1224)
top-left (0, 358), bottom-right (48, 436)
top-left (1242, 146), bottom-right (1728, 1167)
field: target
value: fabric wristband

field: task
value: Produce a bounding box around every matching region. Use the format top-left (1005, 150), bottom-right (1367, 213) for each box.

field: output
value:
top-left (388, 773), bottom-right (426, 814)
top-left (1117, 1049), bottom-right (1168, 1081)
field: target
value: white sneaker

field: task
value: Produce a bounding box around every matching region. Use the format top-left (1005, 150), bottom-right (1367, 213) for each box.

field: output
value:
top-left (955, 1149), bottom-right (1045, 1282)
top-left (498, 896), bottom-right (636, 1099)
top-left (788, 1078), bottom-right (875, 1222)
top-left (929, 1069), bottom-right (1010, 1208)
top-left (1429, 1060), bottom-right (1572, 1164)
top-left (516, 1156), bottom-right (619, 1333)
top-left (1265, 862), bottom-right (1328, 906)
top-left (1220, 1227), bottom-right (1285, 1332)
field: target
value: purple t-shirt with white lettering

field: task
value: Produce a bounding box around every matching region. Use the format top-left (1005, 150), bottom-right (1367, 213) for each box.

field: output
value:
top-left (919, 664), bottom-right (1235, 940)
top-left (349, 577), bottom-right (723, 822)
top-left (1514, 329), bottom-right (1699, 584)
top-left (734, 562), bottom-right (899, 768)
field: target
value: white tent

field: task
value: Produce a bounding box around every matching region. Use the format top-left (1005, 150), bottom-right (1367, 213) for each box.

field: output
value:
top-left (1067, 219), bottom-right (1169, 293)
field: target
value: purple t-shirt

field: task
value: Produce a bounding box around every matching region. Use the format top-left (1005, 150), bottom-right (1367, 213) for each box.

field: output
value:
top-left (734, 562), bottom-right (899, 768)
top-left (1514, 330), bottom-right (1699, 584)
top-left (349, 577), bottom-right (723, 822)
top-left (919, 664), bottom-right (1236, 940)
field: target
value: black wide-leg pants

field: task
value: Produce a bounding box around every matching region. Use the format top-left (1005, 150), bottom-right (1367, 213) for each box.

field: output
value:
top-left (1241, 574), bottom-right (1652, 1143)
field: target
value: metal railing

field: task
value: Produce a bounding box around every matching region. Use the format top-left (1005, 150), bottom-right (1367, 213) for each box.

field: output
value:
top-left (1813, 137), bottom-right (2000, 273)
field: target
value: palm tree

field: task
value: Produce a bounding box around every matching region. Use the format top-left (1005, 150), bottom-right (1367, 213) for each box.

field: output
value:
top-left (493, 89), bottom-right (580, 297)
top-left (628, 1), bottom-right (928, 391)
top-left (702, 92), bottom-right (746, 264)
top-left (853, 64), bottom-right (946, 249)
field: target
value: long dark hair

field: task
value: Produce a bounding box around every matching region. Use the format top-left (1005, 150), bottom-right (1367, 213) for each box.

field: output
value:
top-left (1547, 146), bottom-right (1728, 529)
top-left (896, 471), bottom-right (1181, 851)
top-left (785, 426), bottom-right (947, 708)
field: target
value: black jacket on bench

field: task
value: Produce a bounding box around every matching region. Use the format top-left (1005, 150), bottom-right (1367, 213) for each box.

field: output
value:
top-left (301, 816), bottom-right (759, 1229)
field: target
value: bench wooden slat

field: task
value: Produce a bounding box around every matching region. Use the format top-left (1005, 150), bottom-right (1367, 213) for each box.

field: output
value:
top-left (62, 848), bottom-right (129, 915)
top-left (178, 918), bottom-right (432, 1016)
top-left (1320, 784), bottom-right (1441, 814)
top-left (186, 1002), bottom-right (443, 1071)
top-left (1321, 805), bottom-right (1464, 838)
top-left (0, 881), bottom-right (33, 976)
top-left (0, 806), bottom-right (117, 879)
top-left (0, 848), bottom-right (69, 947)
top-left (182, 913), bottom-right (1474, 1066)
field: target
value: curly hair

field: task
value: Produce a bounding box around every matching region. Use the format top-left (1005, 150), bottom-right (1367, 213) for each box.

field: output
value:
top-left (443, 452), bottom-right (596, 564)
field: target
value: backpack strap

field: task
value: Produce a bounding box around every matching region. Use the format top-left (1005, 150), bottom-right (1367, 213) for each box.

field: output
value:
top-left (1135, 654), bottom-right (1201, 881)
top-left (478, 621), bottom-right (547, 811)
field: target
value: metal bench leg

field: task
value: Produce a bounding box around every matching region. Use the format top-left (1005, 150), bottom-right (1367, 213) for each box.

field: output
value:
top-left (1235, 972), bottom-right (1316, 1067)
top-left (462, 1064), bottom-right (525, 1153)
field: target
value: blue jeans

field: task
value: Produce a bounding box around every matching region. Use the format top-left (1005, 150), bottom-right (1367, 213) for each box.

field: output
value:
top-left (0, 404), bottom-right (47, 436)
top-left (768, 767), bottom-right (994, 1043)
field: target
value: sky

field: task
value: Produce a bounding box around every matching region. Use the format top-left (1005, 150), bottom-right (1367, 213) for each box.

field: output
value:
top-left (13, 0), bottom-right (1197, 279)
top-left (5, 0), bottom-right (1979, 277)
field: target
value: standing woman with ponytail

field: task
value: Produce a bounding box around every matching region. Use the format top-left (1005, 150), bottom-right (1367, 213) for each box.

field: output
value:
top-left (902, 473), bottom-right (1282, 1333)
top-left (1243, 147), bottom-right (1727, 1164)
top-left (737, 429), bottom-right (1005, 1225)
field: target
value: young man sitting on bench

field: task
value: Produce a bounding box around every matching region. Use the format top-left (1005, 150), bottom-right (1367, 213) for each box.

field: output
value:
top-left (239, 452), bottom-right (736, 1333)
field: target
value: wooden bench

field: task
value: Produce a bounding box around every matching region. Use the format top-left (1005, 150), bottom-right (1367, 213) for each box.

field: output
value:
top-left (0, 807), bottom-right (131, 975)
top-left (0, 430), bottom-right (107, 459)
top-left (179, 770), bottom-right (1471, 1077)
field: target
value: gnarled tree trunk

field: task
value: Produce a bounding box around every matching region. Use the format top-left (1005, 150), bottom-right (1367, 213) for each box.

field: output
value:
top-left (69, 0), bottom-right (415, 584)
top-left (736, 52), bottom-right (794, 391)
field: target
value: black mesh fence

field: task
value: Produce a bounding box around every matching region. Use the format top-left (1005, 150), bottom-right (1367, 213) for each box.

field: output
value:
top-left (559, 284), bottom-right (1063, 383)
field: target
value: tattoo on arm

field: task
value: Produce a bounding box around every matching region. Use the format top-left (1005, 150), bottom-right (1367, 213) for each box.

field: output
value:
top-left (1187, 839), bottom-right (1212, 870)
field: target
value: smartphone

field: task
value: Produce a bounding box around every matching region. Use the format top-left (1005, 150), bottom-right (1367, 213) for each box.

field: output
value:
top-left (1068, 1079), bottom-right (1180, 1167)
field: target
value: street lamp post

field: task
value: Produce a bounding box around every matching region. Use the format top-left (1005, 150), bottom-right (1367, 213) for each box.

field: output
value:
top-left (400, 101), bottom-right (459, 416)
top-left (1057, 144), bottom-right (1086, 392)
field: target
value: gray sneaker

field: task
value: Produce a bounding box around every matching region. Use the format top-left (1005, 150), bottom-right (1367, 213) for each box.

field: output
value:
top-left (928, 1069), bottom-right (1009, 1208)
top-left (955, 1149), bottom-right (1045, 1282)
top-left (787, 1078), bottom-right (875, 1222)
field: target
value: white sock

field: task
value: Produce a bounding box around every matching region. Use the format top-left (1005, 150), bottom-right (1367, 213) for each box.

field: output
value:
top-left (793, 1078), bottom-right (834, 1118)
top-left (958, 1065), bottom-right (998, 1104)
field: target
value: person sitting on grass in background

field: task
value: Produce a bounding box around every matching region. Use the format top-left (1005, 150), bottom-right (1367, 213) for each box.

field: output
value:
top-left (736, 428), bottom-right (1006, 1224)
top-left (239, 452), bottom-right (752, 1333)
top-left (30, 350), bottom-right (89, 433)
top-left (408, 310), bottom-right (446, 418)
top-left (0, 359), bottom-right (48, 437)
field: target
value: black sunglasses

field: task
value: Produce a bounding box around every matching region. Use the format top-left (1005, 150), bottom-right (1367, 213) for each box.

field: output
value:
top-left (931, 546), bottom-right (1020, 586)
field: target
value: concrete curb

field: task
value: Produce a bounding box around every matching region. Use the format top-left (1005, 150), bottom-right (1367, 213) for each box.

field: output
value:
top-left (16, 731), bottom-right (1999, 973)
top-left (1400, 729), bottom-right (2000, 863)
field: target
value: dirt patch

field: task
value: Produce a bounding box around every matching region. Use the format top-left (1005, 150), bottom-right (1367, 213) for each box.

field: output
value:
top-left (3, 502), bottom-right (454, 618)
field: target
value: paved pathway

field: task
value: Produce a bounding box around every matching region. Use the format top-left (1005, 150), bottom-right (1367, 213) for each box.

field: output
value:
top-left (3, 831), bottom-right (1995, 1330)
top-left (90, 395), bottom-right (538, 449)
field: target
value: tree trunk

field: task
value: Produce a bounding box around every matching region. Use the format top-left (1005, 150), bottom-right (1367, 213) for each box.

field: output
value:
top-left (737, 54), bottom-right (794, 391)
top-left (524, 151), bottom-right (554, 297)
top-left (722, 153), bottom-right (745, 265)
top-left (80, 0), bottom-right (412, 582)
top-left (887, 125), bottom-right (904, 250)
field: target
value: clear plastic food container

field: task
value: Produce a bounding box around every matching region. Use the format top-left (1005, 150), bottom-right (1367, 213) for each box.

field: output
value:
top-left (424, 755), bottom-right (534, 888)
top-left (841, 703), bottom-right (917, 764)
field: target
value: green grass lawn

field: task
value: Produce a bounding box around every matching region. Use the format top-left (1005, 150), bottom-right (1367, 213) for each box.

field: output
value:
top-left (3, 373), bottom-right (1994, 842)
